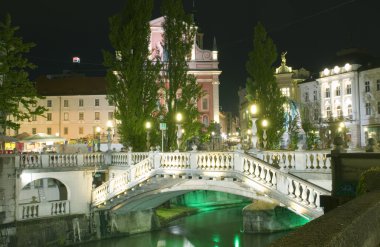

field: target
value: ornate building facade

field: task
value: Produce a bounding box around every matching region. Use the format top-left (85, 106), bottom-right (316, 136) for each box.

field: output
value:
top-left (149, 17), bottom-right (221, 126)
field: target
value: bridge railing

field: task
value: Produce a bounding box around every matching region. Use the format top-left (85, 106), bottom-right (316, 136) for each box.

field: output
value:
top-left (93, 151), bottom-right (330, 217)
top-left (18, 200), bottom-right (70, 220)
top-left (257, 151), bottom-right (331, 170)
top-left (17, 153), bottom-right (105, 169)
top-left (241, 153), bottom-right (329, 209)
top-left (92, 158), bottom-right (154, 205)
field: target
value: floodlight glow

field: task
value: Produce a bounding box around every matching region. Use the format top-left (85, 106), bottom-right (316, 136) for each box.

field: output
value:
top-left (175, 113), bottom-right (183, 122)
top-left (333, 66), bottom-right (340, 74)
top-left (250, 104), bottom-right (258, 115)
top-left (145, 121), bottom-right (152, 129)
top-left (344, 63), bottom-right (351, 71)
top-left (323, 68), bottom-right (330, 76)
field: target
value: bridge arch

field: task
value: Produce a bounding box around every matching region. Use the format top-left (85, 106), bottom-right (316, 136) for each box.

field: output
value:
top-left (19, 178), bottom-right (68, 204)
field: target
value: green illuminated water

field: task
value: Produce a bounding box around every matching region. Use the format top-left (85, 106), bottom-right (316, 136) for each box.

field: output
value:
top-left (79, 205), bottom-right (290, 247)
top-left (170, 190), bottom-right (251, 208)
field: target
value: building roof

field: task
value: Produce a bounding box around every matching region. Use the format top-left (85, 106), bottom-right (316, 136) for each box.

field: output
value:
top-left (36, 75), bottom-right (107, 96)
top-left (324, 48), bottom-right (380, 71)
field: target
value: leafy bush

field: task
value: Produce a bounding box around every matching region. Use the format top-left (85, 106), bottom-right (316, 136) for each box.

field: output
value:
top-left (356, 167), bottom-right (380, 196)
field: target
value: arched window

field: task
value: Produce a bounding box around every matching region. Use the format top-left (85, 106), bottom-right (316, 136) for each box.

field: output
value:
top-left (336, 105), bottom-right (342, 117)
top-left (326, 106), bottom-right (332, 118)
top-left (347, 104), bottom-right (352, 118)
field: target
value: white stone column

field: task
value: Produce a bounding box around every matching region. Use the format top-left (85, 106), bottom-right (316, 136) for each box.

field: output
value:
top-left (212, 78), bottom-right (220, 123)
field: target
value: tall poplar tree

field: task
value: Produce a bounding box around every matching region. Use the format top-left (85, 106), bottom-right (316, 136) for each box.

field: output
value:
top-left (246, 22), bottom-right (286, 149)
top-left (160, 0), bottom-right (203, 150)
top-left (103, 0), bottom-right (161, 151)
top-left (0, 14), bottom-right (46, 135)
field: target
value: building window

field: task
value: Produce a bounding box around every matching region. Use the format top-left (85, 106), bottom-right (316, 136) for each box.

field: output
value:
top-left (336, 86), bottom-right (341, 96)
top-left (32, 114), bottom-right (37, 121)
top-left (95, 112), bottom-right (100, 120)
top-left (64, 100), bottom-right (69, 107)
top-left (47, 113), bottom-right (52, 121)
top-left (47, 127), bottom-right (51, 135)
top-left (377, 80), bottom-right (380, 91)
top-left (325, 88), bottom-right (330, 98)
top-left (336, 105), bottom-right (342, 117)
top-left (95, 99), bottom-right (100, 106)
top-left (79, 127), bottom-right (84, 135)
top-left (305, 92), bottom-right (309, 102)
top-left (79, 99), bottom-right (84, 107)
top-left (79, 112), bottom-right (84, 121)
top-left (202, 115), bottom-right (209, 126)
top-left (32, 128), bottom-right (36, 134)
top-left (366, 102), bottom-right (371, 115)
top-left (202, 97), bottom-right (208, 111)
top-left (326, 106), bottom-right (331, 118)
top-left (313, 90), bottom-right (317, 101)
top-left (108, 112), bottom-right (113, 120)
top-left (64, 127), bottom-right (68, 135)
top-left (347, 104), bottom-right (352, 118)
top-left (346, 84), bottom-right (351, 94)
top-left (64, 112), bottom-right (69, 121)
top-left (365, 81), bottom-right (370, 92)
top-left (281, 87), bottom-right (290, 97)
top-left (47, 100), bottom-right (52, 107)
top-left (378, 102), bottom-right (380, 114)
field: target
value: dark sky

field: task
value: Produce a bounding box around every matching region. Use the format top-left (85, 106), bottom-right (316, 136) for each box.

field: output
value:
top-left (2, 0), bottom-right (380, 115)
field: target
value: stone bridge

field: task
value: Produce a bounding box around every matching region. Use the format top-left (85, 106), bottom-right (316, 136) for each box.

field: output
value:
top-left (9, 149), bottom-right (332, 224)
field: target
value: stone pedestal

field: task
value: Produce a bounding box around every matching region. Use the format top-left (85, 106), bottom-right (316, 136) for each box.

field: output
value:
top-left (243, 200), bottom-right (308, 233)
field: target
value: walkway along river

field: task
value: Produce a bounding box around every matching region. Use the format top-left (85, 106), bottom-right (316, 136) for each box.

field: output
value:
top-left (79, 205), bottom-right (291, 247)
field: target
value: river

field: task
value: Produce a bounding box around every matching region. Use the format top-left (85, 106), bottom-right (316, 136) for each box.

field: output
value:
top-left (79, 205), bottom-right (290, 247)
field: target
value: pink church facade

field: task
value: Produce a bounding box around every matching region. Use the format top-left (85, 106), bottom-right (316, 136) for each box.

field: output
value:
top-left (149, 17), bottom-right (221, 126)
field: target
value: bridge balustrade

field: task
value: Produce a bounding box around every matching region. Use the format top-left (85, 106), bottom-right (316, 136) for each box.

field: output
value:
top-left (17, 153), bottom-right (105, 169)
top-left (93, 151), bottom-right (330, 218)
top-left (19, 200), bottom-right (70, 220)
top-left (258, 151), bottom-right (331, 170)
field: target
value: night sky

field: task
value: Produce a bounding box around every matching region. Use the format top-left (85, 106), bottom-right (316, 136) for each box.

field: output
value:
top-left (2, 0), bottom-right (380, 115)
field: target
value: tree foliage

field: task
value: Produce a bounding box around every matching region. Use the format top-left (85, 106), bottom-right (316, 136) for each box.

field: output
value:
top-left (160, 0), bottom-right (203, 150)
top-left (246, 22), bottom-right (286, 149)
top-left (103, 0), bottom-right (161, 151)
top-left (0, 14), bottom-right (46, 135)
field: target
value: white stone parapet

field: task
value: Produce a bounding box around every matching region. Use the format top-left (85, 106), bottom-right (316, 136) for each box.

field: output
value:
top-left (91, 151), bottom-right (331, 219)
top-left (18, 200), bottom-right (69, 220)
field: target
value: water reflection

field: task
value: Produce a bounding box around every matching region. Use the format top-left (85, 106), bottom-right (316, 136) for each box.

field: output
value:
top-left (79, 206), bottom-right (288, 247)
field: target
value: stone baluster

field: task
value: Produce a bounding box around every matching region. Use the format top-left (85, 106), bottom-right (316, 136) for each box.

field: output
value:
top-left (288, 178), bottom-right (295, 198)
top-left (308, 188), bottom-right (316, 208)
top-left (301, 184), bottom-right (308, 204)
top-left (294, 182), bottom-right (301, 201)
top-left (265, 168), bottom-right (272, 185)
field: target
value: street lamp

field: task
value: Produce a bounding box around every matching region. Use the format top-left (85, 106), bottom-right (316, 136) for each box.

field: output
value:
top-left (175, 112), bottom-right (183, 151)
top-left (145, 121), bottom-right (152, 151)
top-left (96, 126), bottom-right (101, 152)
top-left (250, 103), bottom-right (258, 151)
top-left (262, 119), bottom-right (269, 149)
top-left (211, 131), bottom-right (215, 150)
top-left (106, 121), bottom-right (113, 152)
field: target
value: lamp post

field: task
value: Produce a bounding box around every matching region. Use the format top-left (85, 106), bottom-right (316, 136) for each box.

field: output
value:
top-left (262, 119), bottom-right (269, 150)
top-left (211, 131), bottom-right (215, 150)
top-left (96, 126), bottom-right (101, 152)
top-left (145, 121), bottom-right (152, 151)
top-left (106, 121), bottom-right (113, 152)
top-left (250, 104), bottom-right (258, 151)
top-left (175, 113), bottom-right (183, 151)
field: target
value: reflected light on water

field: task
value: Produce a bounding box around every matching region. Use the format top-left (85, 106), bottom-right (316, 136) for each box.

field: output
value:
top-left (234, 234), bottom-right (241, 247)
